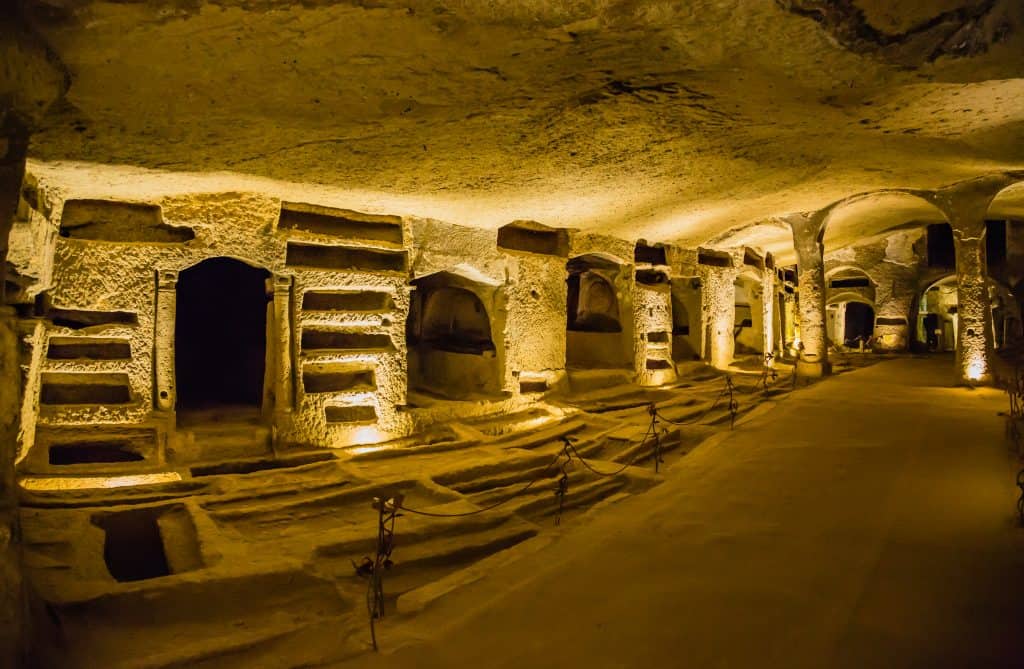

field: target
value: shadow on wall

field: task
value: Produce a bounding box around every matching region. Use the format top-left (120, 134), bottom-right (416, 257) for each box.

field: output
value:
top-left (407, 271), bottom-right (502, 399)
top-left (566, 254), bottom-right (631, 369)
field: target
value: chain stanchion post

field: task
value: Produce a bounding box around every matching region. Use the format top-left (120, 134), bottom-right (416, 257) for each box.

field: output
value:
top-left (555, 441), bottom-right (572, 526)
top-left (726, 375), bottom-right (738, 430)
top-left (648, 402), bottom-right (664, 473)
top-left (355, 494), bottom-right (403, 651)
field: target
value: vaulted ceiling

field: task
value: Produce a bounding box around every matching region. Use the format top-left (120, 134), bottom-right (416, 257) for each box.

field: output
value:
top-left (19, 0), bottom-right (1024, 258)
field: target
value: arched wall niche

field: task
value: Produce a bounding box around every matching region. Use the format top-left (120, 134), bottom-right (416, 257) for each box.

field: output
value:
top-left (565, 254), bottom-right (632, 370)
top-left (406, 268), bottom-right (504, 400)
top-left (733, 270), bottom-right (764, 355)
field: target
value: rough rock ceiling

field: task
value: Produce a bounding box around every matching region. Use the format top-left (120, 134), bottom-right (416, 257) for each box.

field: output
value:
top-left (19, 0), bottom-right (1024, 259)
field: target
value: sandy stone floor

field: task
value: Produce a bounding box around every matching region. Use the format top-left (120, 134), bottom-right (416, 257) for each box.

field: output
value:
top-left (344, 357), bottom-right (1024, 668)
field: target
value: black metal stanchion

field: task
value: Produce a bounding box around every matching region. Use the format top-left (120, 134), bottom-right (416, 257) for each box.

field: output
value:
top-left (355, 494), bottom-right (403, 651)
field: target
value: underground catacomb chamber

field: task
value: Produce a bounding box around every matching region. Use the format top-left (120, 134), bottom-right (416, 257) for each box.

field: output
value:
top-left (175, 258), bottom-right (271, 413)
top-left (407, 272), bottom-right (502, 399)
top-left (566, 254), bottom-right (631, 369)
top-left (92, 505), bottom-right (202, 583)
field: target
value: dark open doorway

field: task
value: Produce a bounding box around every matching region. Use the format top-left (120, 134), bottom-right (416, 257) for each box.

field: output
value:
top-left (175, 258), bottom-right (270, 413)
top-left (843, 302), bottom-right (875, 347)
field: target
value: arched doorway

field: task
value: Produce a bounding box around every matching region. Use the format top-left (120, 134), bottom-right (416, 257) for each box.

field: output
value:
top-left (175, 258), bottom-right (271, 415)
top-left (566, 254), bottom-right (631, 369)
top-left (407, 271), bottom-right (502, 399)
top-left (843, 302), bottom-right (875, 347)
top-left (916, 276), bottom-right (958, 352)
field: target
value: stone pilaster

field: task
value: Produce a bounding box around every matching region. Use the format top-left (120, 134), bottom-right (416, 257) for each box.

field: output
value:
top-left (786, 212), bottom-right (830, 377)
top-left (154, 269), bottom-right (178, 411)
top-left (271, 273), bottom-right (294, 414)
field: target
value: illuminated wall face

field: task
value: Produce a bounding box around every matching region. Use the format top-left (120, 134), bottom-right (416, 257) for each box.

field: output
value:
top-left (702, 266), bottom-right (737, 370)
top-left (953, 235), bottom-right (994, 384)
top-left (633, 278), bottom-right (675, 386)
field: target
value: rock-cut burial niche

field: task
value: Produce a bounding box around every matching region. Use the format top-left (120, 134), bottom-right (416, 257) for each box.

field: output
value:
top-left (566, 255), bottom-right (631, 369)
top-left (175, 258), bottom-right (271, 416)
top-left (406, 273), bottom-right (501, 399)
top-left (733, 274), bottom-right (764, 354)
top-left (60, 199), bottom-right (194, 243)
top-left (92, 505), bottom-right (202, 583)
top-left (671, 278), bottom-right (702, 361)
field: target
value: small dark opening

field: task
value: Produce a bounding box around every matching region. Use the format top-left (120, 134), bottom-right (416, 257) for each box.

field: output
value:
top-left (635, 269), bottom-right (669, 285)
top-left (49, 443), bottom-right (143, 465)
top-left (647, 331), bottom-right (670, 343)
top-left (634, 243), bottom-right (667, 265)
top-left (175, 258), bottom-right (269, 411)
top-left (986, 220), bottom-right (1007, 267)
top-left (927, 224), bottom-right (956, 268)
top-left (646, 359), bottom-right (673, 370)
top-left (843, 302), bottom-right (875, 346)
top-left (519, 379), bottom-right (549, 393)
top-left (95, 509), bottom-right (170, 582)
top-left (325, 405), bottom-right (377, 423)
top-left (301, 330), bottom-right (394, 352)
top-left (830, 277), bottom-right (870, 289)
top-left (698, 250), bottom-right (732, 267)
top-left (302, 291), bottom-right (392, 312)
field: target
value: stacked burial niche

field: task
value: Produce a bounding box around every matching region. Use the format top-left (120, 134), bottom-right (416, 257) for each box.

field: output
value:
top-left (174, 258), bottom-right (271, 419)
top-left (406, 268), bottom-right (504, 399)
top-left (566, 254), bottom-right (631, 369)
top-left (671, 277), bottom-right (702, 361)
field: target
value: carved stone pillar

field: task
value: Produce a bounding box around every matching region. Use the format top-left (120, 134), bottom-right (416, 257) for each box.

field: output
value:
top-left (271, 273), bottom-right (294, 414)
top-left (154, 269), bottom-right (178, 411)
top-left (786, 212), bottom-right (830, 377)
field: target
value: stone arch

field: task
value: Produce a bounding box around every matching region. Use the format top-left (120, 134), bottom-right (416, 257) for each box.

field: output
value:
top-left (407, 268), bottom-right (503, 399)
top-left (821, 190), bottom-right (949, 251)
top-left (915, 274), bottom-right (958, 352)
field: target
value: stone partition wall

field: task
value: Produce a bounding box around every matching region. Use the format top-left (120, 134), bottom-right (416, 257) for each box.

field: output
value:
top-left (13, 186), bottom-right (413, 459)
top-left (824, 230), bottom-right (925, 352)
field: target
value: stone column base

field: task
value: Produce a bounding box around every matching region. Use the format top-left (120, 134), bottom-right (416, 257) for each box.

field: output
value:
top-left (796, 358), bottom-right (831, 378)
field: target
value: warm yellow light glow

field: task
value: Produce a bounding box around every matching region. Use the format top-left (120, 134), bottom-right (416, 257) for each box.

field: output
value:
top-left (20, 472), bottom-right (182, 491)
top-left (348, 425), bottom-right (388, 449)
top-left (966, 358), bottom-right (986, 381)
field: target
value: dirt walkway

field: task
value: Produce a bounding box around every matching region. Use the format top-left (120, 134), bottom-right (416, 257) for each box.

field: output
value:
top-left (343, 357), bottom-right (1024, 669)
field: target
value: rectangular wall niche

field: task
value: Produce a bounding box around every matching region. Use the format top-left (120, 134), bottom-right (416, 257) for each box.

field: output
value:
top-left (647, 331), bottom-right (670, 344)
top-left (743, 248), bottom-right (764, 269)
top-left (496, 221), bottom-right (569, 256)
top-left (302, 290), bottom-right (393, 312)
top-left (634, 242), bottom-right (668, 265)
top-left (49, 442), bottom-right (143, 465)
top-left (646, 358), bottom-right (673, 370)
top-left (325, 404), bottom-right (377, 423)
top-left (302, 365), bottom-right (376, 394)
top-left (876, 317), bottom-right (908, 326)
top-left (46, 306), bottom-right (138, 330)
top-left (47, 337), bottom-right (131, 360)
top-left (278, 202), bottom-right (404, 245)
top-left (40, 372), bottom-right (132, 405)
top-left (830, 278), bottom-right (870, 289)
top-left (60, 199), bottom-right (194, 243)
top-left (286, 242), bottom-right (407, 273)
top-left (301, 329), bottom-right (394, 352)
top-left (698, 249), bottom-right (732, 267)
